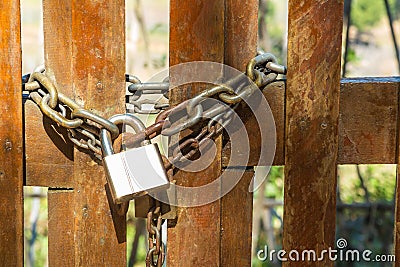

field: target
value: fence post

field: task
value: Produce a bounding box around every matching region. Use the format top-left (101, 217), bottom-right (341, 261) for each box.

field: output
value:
top-left (167, 0), bottom-right (224, 265)
top-left (0, 0), bottom-right (24, 265)
top-left (283, 0), bottom-right (343, 266)
top-left (70, 1), bottom-right (126, 265)
top-left (41, 1), bottom-right (75, 264)
top-left (221, 0), bottom-right (258, 266)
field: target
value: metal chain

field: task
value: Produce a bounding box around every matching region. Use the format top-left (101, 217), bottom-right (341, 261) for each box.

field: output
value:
top-left (23, 52), bottom-right (285, 159)
top-left (138, 54), bottom-right (285, 262)
top-left (146, 200), bottom-right (164, 267)
top-left (126, 74), bottom-right (169, 114)
top-left (23, 52), bottom-right (285, 265)
top-left (125, 52), bottom-right (286, 160)
top-left (23, 72), bottom-right (119, 158)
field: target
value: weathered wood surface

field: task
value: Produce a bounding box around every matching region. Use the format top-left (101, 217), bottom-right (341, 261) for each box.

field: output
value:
top-left (33, 1), bottom-right (127, 264)
top-left (71, 1), bottom-right (126, 265)
top-left (222, 77), bottom-right (400, 166)
top-left (0, 1), bottom-right (24, 265)
top-left (26, 76), bottom-right (400, 186)
top-left (394, 84), bottom-right (400, 263)
top-left (221, 170), bottom-right (254, 266)
top-left (167, 0), bottom-right (224, 266)
top-left (283, 0), bottom-right (343, 266)
top-left (221, 0), bottom-right (257, 266)
top-left (48, 190), bottom-right (74, 266)
top-left (338, 78), bottom-right (399, 164)
top-left (25, 0), bottom-right (74, 188)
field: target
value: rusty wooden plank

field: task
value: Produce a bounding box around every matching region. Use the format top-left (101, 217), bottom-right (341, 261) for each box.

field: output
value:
top-left (220, 0), bottom-right (257, 266)
top-left (224, 0), bottom-right (258, 71)
top-left (221, 170), bottom-right (254, 266)
top-left (394, 80), bottom-right (400, 265)
top-left (167, 0), bottom-right (224, 265)
top-left (221, 81), bottom-right (285, 166)
top-left (338, 78), bottom-right (398, 164)
top-left (48, 190), bottom-right (74, 266)
top-left (24, 103), bottom-right (73, 187)
top-left (166, 141), bottom-right (222, 266)
top-left (25, 0), bottom-right (74, 188)
top-left (283, 0), bottom-right (343, 266)
top-left (222, 77), bottom-right (399, 166)
top-left (0, 0), bottom-right (24, 265)
top-left (71, 1), bottom-right (126, 265)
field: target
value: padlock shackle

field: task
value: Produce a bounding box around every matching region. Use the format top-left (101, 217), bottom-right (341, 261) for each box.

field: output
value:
top-left (100, 113), bottom-right (148, 157)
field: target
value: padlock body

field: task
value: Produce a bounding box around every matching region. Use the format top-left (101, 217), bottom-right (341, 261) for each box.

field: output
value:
top-left (103, 143), bottom-right (169, 203)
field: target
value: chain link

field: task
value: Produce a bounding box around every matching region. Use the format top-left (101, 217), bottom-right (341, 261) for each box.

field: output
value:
top-left (146, 200), bottom-right (164, 267)
top-left (23, 70), bottom-right (120, 157)
top-left (23, 52), bottom-right (284, 158)
top-left (126, 52), bottom-right (286, 146)
top-left (124, 52), bottom-right (285, 180)
top-left (126, 75), bottom-right (169, 114)
top-left (23, 52), bottom-right (286, 264)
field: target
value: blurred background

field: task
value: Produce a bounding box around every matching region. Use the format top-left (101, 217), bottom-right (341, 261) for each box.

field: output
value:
top-left (21, 0), bottom-right (399, 266)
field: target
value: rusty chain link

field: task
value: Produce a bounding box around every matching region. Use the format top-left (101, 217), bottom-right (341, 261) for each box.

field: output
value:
top-left (125, 52), bottom-right (286, 156)
top-left (23, 52), bottom-right (285, 160)
top-left (23, 51), bottom-right (285, 169)
top-left (146, 200), bottom-right (164, 267)
top-left (23, 74), bottom-right (116, 158)
top-left (126, 74), bottom-right (169, 114)
top-left (22, 52), bottom-right (285, 264)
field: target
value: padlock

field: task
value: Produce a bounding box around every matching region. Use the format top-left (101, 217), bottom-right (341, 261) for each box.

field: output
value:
top-left (100, 113), bottom-right (170, 204)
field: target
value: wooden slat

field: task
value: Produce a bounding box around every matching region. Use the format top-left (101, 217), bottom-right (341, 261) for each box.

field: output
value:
top-left (221, 170), bottom-right (254, 266)
top-left (283, 1), bottom-right (343, 266)
top-left (338, 78), bottom-right (398, 164)
top-left (25, 76), bottom-right (400, 187)
top-left (221, 81), bottom-right (285, 166)
top-left (48, 190), bottom-right (74, 266)
top-left (394, 81), bottom-right (400, 262)
top-left (0, 1), bottom-right (24, 265)
top-left (167, 0), bottom-right (224, 265)
top-left (222, 77), bottom-right (400, 166)
top-left (220, 0), bottom-right (257, 266)
top-left (24, 104), bottom-right (73, 187)
top-left (25, 0), bottom-right (74, 188)
top-left (71, 1), bottom-right (126, 265)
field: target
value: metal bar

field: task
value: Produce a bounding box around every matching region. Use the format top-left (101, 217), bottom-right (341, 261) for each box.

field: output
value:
top-left (128, 82), bottom-right (169, 93)
top-left (0, 0), bottom-right (24, 264)
top-left (283, 1), bottom-right (344, 266)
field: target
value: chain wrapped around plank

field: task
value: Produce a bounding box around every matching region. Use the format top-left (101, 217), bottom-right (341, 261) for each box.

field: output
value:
top-left (23, 71), bottom-right (119, 159)
top-left (125, 52), bottom-right (286, 171)
top-left (22, 52), bottom-right (285, 267)
top-left (22, 52), bottom-right (285, 162)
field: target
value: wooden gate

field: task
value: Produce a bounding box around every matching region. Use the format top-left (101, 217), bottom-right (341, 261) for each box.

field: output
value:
top-left (1, 0), bottom-right (400, 266)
